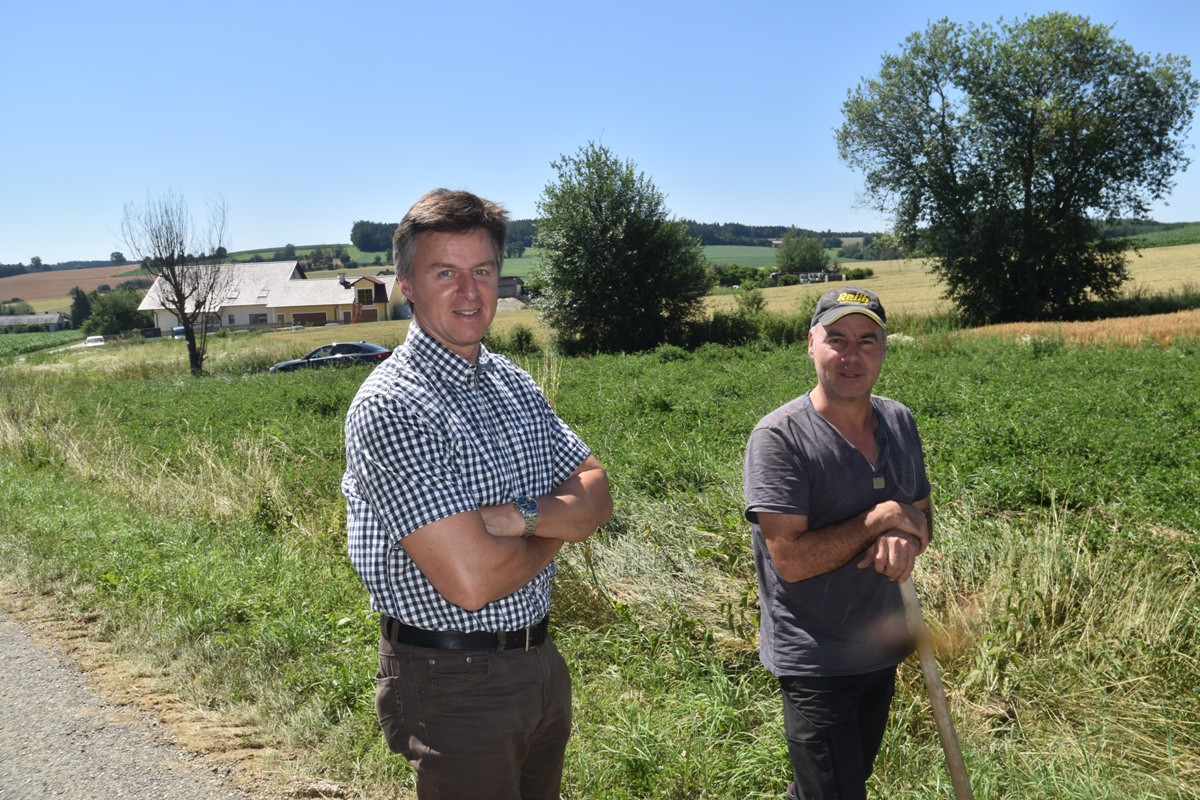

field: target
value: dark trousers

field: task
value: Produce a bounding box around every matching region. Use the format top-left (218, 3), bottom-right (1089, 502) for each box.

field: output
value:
top-left (779, 666), bottom-right (897, 800)
top-left (375, 634), bottom-right (573, 800)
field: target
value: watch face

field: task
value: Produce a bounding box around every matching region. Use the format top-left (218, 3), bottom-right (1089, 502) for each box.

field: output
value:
top-left (515, 496), bottom-right (538, 517)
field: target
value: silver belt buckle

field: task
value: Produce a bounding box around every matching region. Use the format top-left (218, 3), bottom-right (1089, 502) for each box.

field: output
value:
top-left (524, 625), bottom-right (531, 652)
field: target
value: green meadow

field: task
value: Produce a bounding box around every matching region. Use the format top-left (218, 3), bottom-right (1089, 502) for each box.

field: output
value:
top-left (1129, 222), bottom-right (1200, 248)
top-left (1, 300), bottom-right (1197, 798)
top-left (0, 329), bottom-right (83, 356)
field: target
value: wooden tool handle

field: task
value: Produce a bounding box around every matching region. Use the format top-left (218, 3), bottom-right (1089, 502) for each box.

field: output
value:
top-left (900, 577), bottom-right (974, 800)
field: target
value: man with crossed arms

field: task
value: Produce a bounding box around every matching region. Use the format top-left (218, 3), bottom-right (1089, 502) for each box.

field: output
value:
top-left (343, 188), bottom-right (613, 799)
top-left (744, 287), bottom-right (932, 800)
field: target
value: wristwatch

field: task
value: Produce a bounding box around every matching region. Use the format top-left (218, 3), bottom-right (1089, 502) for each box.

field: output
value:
top-left (514, 496), bottom-right (539, 539)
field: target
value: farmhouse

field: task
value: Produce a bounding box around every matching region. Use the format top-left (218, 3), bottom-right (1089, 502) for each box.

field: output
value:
top-left (138, 261), bottom-right (407, 333)
top-left (0, 312), bottom-right (70, 331)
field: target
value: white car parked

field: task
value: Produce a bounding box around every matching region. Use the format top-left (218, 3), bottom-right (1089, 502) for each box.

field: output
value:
top-left (84, 335), bottom-right (106, 347)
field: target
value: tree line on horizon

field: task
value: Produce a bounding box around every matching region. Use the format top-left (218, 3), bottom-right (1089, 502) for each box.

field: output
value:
top-left (0, 252), bottom-right (134, 280)
top-left (350, 217), bottom-right (867, 254)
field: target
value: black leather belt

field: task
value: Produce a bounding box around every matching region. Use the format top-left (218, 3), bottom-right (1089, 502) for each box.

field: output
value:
top-left (380, 614), bottom-right (549, 652)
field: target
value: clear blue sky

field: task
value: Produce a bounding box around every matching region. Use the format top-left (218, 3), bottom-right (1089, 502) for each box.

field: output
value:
top-left (3, 0), bottom-right (1199, 265)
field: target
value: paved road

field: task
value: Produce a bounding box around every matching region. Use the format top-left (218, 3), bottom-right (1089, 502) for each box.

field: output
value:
top-left (0, 607), bottom-right (249, 800)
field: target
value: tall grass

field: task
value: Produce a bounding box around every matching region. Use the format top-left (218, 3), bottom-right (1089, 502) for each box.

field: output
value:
top-left (1, 314), bottom-right (1198, 798)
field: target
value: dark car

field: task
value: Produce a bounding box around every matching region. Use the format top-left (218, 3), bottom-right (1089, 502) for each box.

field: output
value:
top-left (269, 341), bottom-right (392, 374)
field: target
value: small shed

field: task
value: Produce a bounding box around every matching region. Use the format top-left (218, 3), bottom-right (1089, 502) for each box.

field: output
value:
top-left (498, 276), bottom-right (525, 299)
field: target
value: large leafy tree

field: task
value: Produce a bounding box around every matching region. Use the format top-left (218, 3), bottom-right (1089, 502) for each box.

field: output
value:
top-left (533, 142), bottom-right (712, 354)
top-left (81, 290), bottom-right (152, 336)
top-left (349, 220), bottom-right (396, 254)
top-left (69, 286), bottom-right (92, 328)
top-left (837, 13), bottom-right (1199, 324)
top-left (775, 228), bottom-right (830, 273)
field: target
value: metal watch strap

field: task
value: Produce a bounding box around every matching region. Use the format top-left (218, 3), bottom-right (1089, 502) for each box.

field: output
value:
top-left (515, 496), bottom-right (539, 539)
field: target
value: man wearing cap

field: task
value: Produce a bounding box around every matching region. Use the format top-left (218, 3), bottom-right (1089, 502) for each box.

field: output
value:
top-left (342, 188), bottom-right (613, 800)
top-left (743, 286), bottom-right (932, 800)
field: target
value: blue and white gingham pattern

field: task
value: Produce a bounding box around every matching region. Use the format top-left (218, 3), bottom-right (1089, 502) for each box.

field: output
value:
top-left (343, 322), bottom-right (590, 632)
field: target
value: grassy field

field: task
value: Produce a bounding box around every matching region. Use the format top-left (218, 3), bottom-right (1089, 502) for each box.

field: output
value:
top-left (706, 242), bottom-right (1200, 321)
top-left (229, 243), bottom-right (382, 264)
top-left (703, 245), bottom-right (781, 268)
top-left (0, 329), bottom-right (84, 356)
top-left (1129, 222), bottom-right (1200, 248)
top-left (511, 244), bottom-right (831, 273)
top-left (2, 271), bottom-right (1198, 799)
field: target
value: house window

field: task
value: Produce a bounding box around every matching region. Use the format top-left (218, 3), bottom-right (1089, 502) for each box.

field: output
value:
top-left (356, 288), bottom-right (374, 305)
top-left (228, 314), bottom-right (236, 325)
top-left (248, 313), bottom-right (268, 326)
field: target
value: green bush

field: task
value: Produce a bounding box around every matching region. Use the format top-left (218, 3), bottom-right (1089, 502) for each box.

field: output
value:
top-left (485, 324), bottom-right (541, 356)
top-left (733, 288), bottom-right (766, 315)
top-left (841, 266), bottom-right (875, 280)
top-left (711, 263), bottom-right (769, 288)
top-left (683, 310), bottom-right (760, 348)
top-left (652, 343), bottom-right (690, 362)
top-left (755, 313), bottom-right (810, 346)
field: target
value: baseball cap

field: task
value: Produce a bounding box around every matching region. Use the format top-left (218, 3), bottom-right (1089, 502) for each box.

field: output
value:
top-left (810, 286), bottom-right (887, 330)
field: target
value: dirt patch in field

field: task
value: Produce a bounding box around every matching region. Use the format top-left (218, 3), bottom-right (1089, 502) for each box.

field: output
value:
top-left (0, 264), bottom-right (142, 302)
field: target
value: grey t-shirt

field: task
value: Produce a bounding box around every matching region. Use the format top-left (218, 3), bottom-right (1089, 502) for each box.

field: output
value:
top-left (743, 392), bottom-right (931, 677)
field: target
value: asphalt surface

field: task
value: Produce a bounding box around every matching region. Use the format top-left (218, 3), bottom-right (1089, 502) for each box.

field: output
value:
top-left (0, 607), bottom-right (248, 800)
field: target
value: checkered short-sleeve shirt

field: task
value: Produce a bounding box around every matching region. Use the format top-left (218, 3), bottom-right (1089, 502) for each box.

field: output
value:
top-left (342, 322), bottom-right (591, 632)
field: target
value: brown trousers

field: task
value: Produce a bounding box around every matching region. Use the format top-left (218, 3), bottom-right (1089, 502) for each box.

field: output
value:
top-left (375, 634), bottom-right (573, 800)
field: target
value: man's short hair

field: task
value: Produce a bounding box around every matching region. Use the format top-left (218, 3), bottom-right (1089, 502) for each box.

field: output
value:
top-left (393, 189), bottom-right (509, 281)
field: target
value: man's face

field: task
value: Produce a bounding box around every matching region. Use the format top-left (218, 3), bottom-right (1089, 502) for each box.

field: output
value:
top-left (400, 228), bottom-right (499, 362)
top-left (808, 313), bottom-right (886, 403)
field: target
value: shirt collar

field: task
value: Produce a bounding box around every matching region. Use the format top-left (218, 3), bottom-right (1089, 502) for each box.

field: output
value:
top-left (402, 320), bottom-right (496, 384)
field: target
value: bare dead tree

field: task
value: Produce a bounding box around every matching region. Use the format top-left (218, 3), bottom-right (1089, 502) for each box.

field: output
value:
top-left (121, 191), bottom-right (233, 376)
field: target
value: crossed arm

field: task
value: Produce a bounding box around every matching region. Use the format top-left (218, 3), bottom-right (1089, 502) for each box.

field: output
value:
top-left (757, 496), bottom-right (932, 584)
top-left (400, 455), bottom-right (613, 611)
